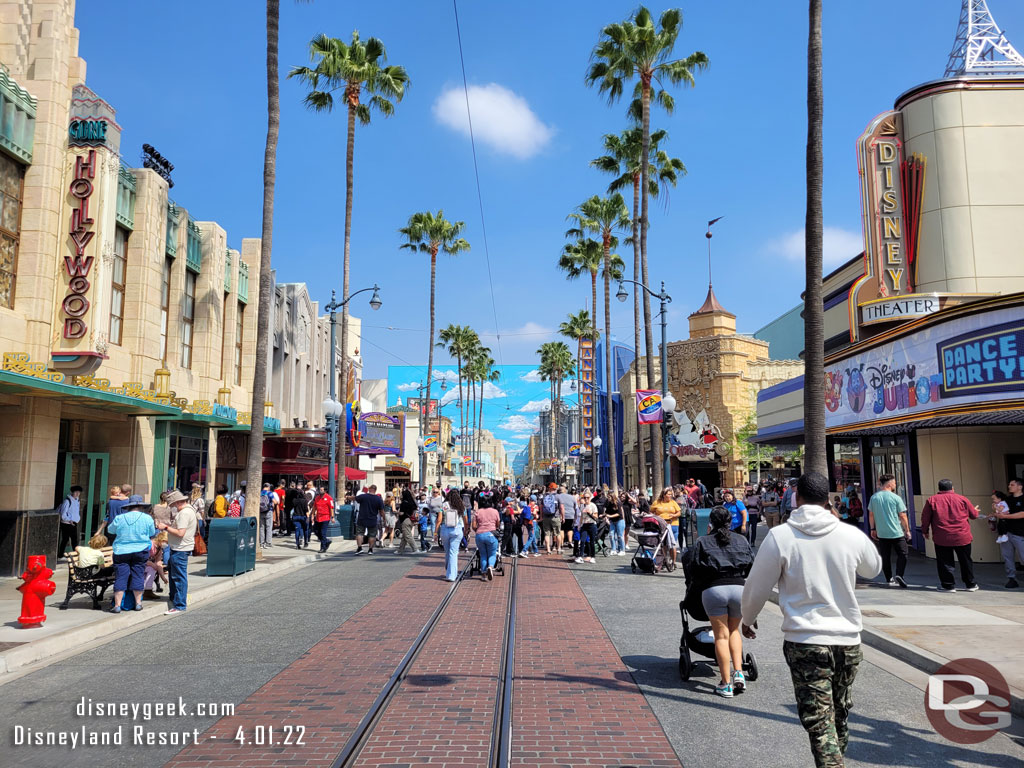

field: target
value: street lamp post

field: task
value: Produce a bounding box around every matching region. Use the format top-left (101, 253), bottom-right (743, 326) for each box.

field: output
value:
top-left (324, 285), bottom-right (382, 501)
top-left (617, 279), bottom-right (673, 493)
top-left (591, 435), bottom-right (603, 488)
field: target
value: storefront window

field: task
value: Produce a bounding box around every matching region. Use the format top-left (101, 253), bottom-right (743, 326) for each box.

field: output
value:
top-left (167, 424), bottom-right (208, 494)
top-left (109, 226), bottom-right (128, 344)
top-left (0, 154), bottom-right (24, 309)
top-left (160, 258), bottom-right (171, 363)
top-left (832, 440), bottom-right (862, 496)
top-left (235, 302), bottom-right (244, 385)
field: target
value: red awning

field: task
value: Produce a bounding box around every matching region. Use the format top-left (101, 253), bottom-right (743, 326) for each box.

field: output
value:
top-left (385, 465), bottom-right (411, 474)
top-left (301, 464), bottom-right (366, 481)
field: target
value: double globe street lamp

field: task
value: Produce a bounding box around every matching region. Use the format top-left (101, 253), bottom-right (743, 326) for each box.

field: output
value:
top-left (616, 279), bottom-right (675, 490)
top-left (322, 285), bottom-right (382, 502)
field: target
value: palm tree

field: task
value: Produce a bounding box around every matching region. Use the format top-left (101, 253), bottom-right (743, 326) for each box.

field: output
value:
top-left (400, 210), bottom-right (470, 480)
top-left (804, 0), bottom-right (825, 476)
top-left (437, 324), bottom-right (478, 484)
top-left (559, 237), bottom-right (624, 339)
top-left (290, 32), bottom-right (409, 479)
top-left (587, 6), bottom-right (707, 495)
top-left (474, 352), bottom-right (498, 477)
top-left (537, 341), bottom-right (575, 472)
top-left (566, 195), bottom-right (630, 493)
top-left (558, 309), bottom-right (597, 462)
top-left (591, 125), bottom-right (685, 491)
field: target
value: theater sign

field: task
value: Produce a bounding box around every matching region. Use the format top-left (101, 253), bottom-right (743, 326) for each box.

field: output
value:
top-left (824, 304), bottom-right (1024, 430)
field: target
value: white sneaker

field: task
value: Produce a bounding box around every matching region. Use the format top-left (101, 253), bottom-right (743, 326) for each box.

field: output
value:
top-left (996, 534), bottom-right (1008, 544)
top-left (574, 557), bottom-right (584, 564)
top-left (586, 557), bottom-right (596, 563)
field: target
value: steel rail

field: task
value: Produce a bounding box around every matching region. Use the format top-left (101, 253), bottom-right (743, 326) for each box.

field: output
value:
top-left (489, 553), bottom-right (518, 768)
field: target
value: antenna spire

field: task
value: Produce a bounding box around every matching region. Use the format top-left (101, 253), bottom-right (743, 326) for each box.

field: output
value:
top-left (945, 0), bottom-right (1024, 78)
top-left (705, 216), bottom-right (723, 286)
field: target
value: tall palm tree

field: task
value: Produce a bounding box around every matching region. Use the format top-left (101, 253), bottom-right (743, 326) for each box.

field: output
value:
top-left (558, 309), bottom-right (597, 461)
top-left (400, 210), bottom-right (470, 480)
top-left (437, 324), bottom-right (478, 484)
top-left (473, 352), bottom-right (498, 476)
top-left (537, 341), bottom-right (575, 471)
top-left (536, 344), bottom-right (556, 460)
top-left (559, 237), bottom-right (624, 340)
top-left (591, 125), bottom-right (685, 490)
top-left (804, 0), bottom-right (825, 476)
top-left (290, 32), bottom-right (409, 478)
top-left (587, 7), bottom-right (707, 495)
top-left (566, 195), bottom-right (630, 493)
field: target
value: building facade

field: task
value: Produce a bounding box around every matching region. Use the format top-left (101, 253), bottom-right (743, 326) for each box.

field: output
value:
top-left (756, 7), bottom-right (1024, 563)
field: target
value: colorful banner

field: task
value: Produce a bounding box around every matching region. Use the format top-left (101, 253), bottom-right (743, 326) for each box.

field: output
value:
top-left (462, 456), bottom-right (472, 466)
top-left (636, 389), bottom-right (663, 424)
top-left (422, 434), bottom-right (439, 452)
top-left (568, 443), bottom-right (582, 457)
top-left (348, 412), bottom-right (404, 456)
top-left (408, 398), bottom-right (438, 418)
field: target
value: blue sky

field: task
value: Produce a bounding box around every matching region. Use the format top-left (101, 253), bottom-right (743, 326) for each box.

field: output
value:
top-left (78, 1), bottom-right (1024, 388)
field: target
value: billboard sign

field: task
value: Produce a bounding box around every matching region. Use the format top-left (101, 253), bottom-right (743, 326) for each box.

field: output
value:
top-left (348, 412), bottom-right (404, 456)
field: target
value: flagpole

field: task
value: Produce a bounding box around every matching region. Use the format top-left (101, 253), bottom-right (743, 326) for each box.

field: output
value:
top-left (706, 216), bottom-right (723, 286)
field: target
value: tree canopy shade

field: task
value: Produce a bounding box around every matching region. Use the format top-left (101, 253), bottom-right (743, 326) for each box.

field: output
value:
top-left (587, 5), bottom-right (707, 496)
top-left (288, 31), bottom-right (409, 480)
top-left (400, 210), bottom-right (470, 480)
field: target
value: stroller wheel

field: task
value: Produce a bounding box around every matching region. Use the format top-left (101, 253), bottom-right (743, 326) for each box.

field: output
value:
top-left (630, 562), bottom-right (637, 573)
top-left (744, 652), bottom-right (759, 682)
top-left (679, 647), bottom-right (693, 681)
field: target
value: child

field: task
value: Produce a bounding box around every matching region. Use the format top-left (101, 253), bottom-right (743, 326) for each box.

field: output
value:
top-left (418, 508), bottom-right (432, 552)
top-left (990, 491), bottom-right (1010, 543)
top-left (144, 532), bottom-right (169, 597)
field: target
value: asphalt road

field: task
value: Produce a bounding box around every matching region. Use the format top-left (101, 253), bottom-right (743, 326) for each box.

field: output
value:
top-left (0, 549), bottom-right (420, 768)
top-left (572, 551), bottom-right (1024, 768)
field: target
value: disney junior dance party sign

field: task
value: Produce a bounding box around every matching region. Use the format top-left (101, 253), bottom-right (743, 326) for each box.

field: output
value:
top-left (824, 304), bottom-right (1024, 430)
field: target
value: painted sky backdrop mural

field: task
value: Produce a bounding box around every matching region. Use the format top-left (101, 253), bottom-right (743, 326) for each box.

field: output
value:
top-left (387, 364), bottom-right (580, 460)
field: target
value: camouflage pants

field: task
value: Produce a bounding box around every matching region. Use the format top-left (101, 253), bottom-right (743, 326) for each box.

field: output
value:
top-left (783, 641), bottom-right (863, 768)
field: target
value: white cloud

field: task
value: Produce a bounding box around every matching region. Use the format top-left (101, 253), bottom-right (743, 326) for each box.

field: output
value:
top-left (520, 369), bottom-right (543, 383)
top-left (520, 399), bottom-right (550, 413)
top-left (499, 414), bottom-right (538, 433)
top-left (433, 83), bottom-right (554, 160)
top-left (397, 382), bottom-right (419, 392)
top-left (768, 226), bottom-right (863, 270)
top-left (439, 388), bottom-right (460, 407)
top-left (482, 382), bottom-right (506, 399)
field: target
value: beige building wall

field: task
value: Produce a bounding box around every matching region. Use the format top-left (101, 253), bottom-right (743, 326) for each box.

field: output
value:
top-left (899, 82), bottom-right (1024, 296)
top-left (915, 425), bottom-right (1024, 563)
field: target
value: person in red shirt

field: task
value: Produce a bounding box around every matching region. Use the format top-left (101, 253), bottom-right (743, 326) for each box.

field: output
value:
top-left (920, 479), bottom-right (980, 592)
top-left (273, 481), bottom-right (286, 534)
top-left (312, 486), bottom-right (335, 553)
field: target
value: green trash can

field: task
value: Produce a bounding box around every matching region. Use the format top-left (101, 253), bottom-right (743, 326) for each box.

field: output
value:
top-left (207, 517), bottom-right (257, 576)
top-left (337, 503), bottom-right (355, 540)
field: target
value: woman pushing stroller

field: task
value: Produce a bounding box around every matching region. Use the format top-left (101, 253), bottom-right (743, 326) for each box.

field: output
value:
top-left (690, 506), bottom-right (755, 697)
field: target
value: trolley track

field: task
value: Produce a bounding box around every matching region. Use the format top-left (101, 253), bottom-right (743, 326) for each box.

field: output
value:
top-left (330, 551), bottom-right (518, 768)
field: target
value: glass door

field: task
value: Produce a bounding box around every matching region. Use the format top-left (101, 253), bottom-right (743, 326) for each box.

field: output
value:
top-left (868, 435), bottom-right (917, 549)
top-left (61, 452), bottom-right (110, 540)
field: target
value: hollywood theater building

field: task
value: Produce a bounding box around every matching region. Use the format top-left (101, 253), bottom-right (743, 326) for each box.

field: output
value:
top-left (756, 5), bottom-right (1024, 563)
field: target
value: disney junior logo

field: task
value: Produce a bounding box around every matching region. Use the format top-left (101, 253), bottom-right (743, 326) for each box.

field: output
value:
top-left (925, 658), bottom-right (1011, 744)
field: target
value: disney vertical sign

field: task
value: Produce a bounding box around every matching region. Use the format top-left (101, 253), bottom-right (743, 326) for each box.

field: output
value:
top-left (64, 150), bottom-right (96, 339)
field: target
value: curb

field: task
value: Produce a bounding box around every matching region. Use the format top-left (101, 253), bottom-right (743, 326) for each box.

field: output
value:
top-left (767, 590), bottom-right (1024, 718)
top-left (0, 545), bottom-right (350, 676)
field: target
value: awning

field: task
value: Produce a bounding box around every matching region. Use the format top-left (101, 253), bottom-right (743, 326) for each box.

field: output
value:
top-left (301, 465), bottom-right (367, 481)
top-left (0, 369), bottom-right (181, 417)
top-left (384, 465), bottom-right (411, 474)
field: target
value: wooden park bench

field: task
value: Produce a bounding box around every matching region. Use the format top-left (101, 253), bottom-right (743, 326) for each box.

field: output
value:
top-left (60, 546), bottom-right (115, 610)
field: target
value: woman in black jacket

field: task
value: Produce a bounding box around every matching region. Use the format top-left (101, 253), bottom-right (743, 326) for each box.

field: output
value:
top-left (396, 490), bottom-right (418, 553)
top-left (692, 506), bottom-right (754, 698)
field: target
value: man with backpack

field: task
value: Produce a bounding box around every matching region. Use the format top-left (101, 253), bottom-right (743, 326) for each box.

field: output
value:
top-left (291, 488), bottom-right (311, 549)
top-left (259, 483), bottom-right (275, 548)
top-left (556, 484), bottom-right (580, 558)
top-left (540, 484), bottom-right (562, 555)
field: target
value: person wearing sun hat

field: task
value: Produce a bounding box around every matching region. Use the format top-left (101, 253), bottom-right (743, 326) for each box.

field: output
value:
top-left (106, 497), bottom-right (157, 613)
top-left (155, 489), bottom-right (196, 616)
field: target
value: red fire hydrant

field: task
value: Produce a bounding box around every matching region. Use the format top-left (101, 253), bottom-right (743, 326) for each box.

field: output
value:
top-left (18, 555), bottom-right (56, 628)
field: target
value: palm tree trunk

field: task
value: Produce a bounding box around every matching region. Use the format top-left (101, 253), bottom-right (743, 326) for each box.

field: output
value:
top-left (246, 0), bottom-right (279, 527)
top-left (337, 99), bottom-right (358, 489)
top-left (425, 249), bottom-right (437, 486)
top-left (804, 0), bottom-right (826, 476)
top-left (640, 79), bottom-right (663, 498)
top-left (631, 173), bottom-right (644, 492)
top-left (603, 237), bottom-right (618, 494)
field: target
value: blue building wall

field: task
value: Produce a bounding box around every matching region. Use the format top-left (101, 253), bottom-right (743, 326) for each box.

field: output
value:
top-left (593, 339), bottom-right (633, 488)
top-left (754, 304), bottom-right (804, 360)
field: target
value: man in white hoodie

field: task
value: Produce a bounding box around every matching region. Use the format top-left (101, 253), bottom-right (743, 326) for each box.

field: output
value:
top-left (741, 472), bottom-right (881, 768)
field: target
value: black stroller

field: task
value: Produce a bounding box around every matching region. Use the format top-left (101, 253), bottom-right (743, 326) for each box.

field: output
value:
top-left (630, 514), bottom-right (675, 573)
top-left (678, 548), bottom-right (758, 682)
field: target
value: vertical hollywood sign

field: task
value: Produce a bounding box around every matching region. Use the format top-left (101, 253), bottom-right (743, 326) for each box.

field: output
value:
top-left (64, 150), bottom-right (96, 339)
top-left (874, 139), bottom-right (907, 296)
top-left (580, 338), bottom-right (594, 450)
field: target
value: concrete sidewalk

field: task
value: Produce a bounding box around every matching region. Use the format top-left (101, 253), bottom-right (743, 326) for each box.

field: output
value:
top-left (0, 532), bottom-right (357, 676)
top-left (851, 548), bottom-right (1024, 714)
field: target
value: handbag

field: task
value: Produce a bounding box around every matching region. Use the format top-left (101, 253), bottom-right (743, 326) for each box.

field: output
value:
top-left (193, 532), bottom-right (207, 556)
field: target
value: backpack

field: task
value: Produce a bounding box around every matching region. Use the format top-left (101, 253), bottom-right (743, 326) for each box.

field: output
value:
top-left (228, 497), bottom-right (242, 517)
top-left (443, 502), bottom-right (460, 528)
top-left (542, 494), bottom-right (559, 517)
top-left (259, 493), bottom-right (272, 514)
top-left (205, 498), bottom-right (217, 519)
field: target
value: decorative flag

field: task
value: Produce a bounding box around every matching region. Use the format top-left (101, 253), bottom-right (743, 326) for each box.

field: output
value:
top-left (568, 443), bottom-right (582, 457)
top-left (462, 456), bottom-right (472, 466)
top-left (636, 389), bottom-right (663, 424)
top-left (423, 435), bottom-right (439, 453)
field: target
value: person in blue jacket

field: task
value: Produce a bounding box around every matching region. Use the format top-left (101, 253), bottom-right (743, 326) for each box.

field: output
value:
top-left (721, 489), bottom-right (748, 536)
